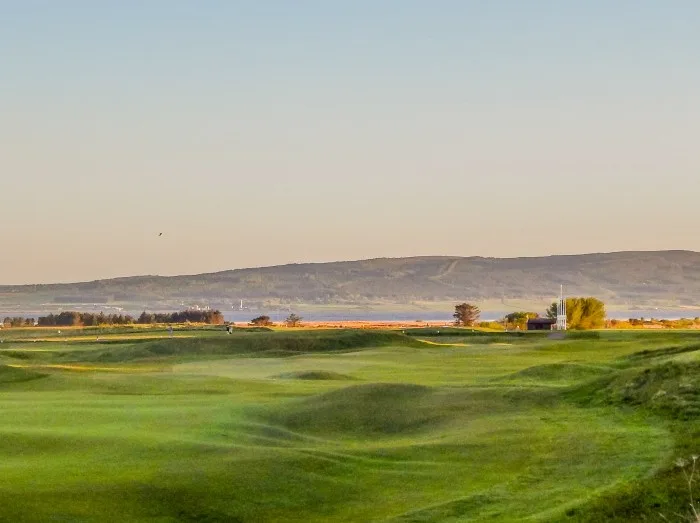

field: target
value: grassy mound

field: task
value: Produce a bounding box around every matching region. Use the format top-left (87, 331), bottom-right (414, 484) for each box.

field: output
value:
top-left (267, 383), bottom-right (445, 436)
top-left (271, 370), bottom-right (355, 381)
top-left (0, 364), bottom-right (47, 384)
top-left (403, 327), bottom-right (538, 340)
top-left (56, 330), bottom-right (421, 363)
top-left (502, 363), bottom-right (612, 384)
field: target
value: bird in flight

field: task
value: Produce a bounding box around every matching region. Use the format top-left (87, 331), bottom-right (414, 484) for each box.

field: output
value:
top-left (158, 233), bottom-right (163, 236)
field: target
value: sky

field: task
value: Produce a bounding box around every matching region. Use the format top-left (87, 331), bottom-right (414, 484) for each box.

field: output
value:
top-left (1, 1), bottom-right (699, 284)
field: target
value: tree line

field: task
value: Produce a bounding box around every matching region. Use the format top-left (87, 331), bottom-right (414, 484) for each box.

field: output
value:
top-left (38, 312), bottom-right (135, 326)
top-left (136, 310), bottom-right (224, 325)
top-left (23, 309), bottom-right (226, 327)
top-left (2, 317), bottom-right (36, 327)
top-left (250, 313), bottom-right (303, 327)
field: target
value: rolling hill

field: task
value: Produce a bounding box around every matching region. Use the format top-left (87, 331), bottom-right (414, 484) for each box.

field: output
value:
top-left (2, 250), bottom-right (700, 312)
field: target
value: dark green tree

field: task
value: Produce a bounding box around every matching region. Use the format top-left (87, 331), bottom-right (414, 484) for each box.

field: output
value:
top-left (55, 311), bottom-right (82, 326)
top-left (453, 303), bottom-right (480, 327)
top-left (284, 313), bottom-right (303, 327)
top-left (546, 302), bottom-right (557, 320)
top-left (138, 311), bottom-right (155, 324)
top-left (250, 315), bottom-right (273, 326)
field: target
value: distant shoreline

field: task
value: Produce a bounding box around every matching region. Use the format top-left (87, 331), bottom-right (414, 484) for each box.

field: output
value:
top-left (3, 308), bottom-right (700, 323)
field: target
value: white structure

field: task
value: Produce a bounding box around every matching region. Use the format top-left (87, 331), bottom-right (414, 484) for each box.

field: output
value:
top-left (556, 285), bottom-right (567, 331)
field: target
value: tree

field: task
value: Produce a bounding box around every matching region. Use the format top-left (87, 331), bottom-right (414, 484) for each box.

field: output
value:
top-left (138, 311), bottom-right (155, 324)
top-left (250, 315), bottom-right (273, 326)
top-left (2, 317), bottom-right (30, 327)
top-left (546, 302), bottom-right (558, 320)
top-left (55, 311), bottom-right (82, 326)
top-left (208, 310), bottom-right (225, 325)
top-left (285, 313), bottom-right (303, 327)
top-left (453, 303), bottom-right (480, 326)
top-left (504, 311), bottom-right (539, 329)
top-left (545, 297), bottom-right (606, 330)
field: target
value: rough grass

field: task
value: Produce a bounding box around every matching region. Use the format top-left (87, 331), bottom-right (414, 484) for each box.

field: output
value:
top-left (571, 360), bottom-right (700, 420)
top-left (2, 328), bottom-right (700, 521)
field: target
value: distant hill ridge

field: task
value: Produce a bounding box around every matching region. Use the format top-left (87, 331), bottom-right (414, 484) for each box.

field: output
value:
top-left (2, 250), bottom-right (700, 309)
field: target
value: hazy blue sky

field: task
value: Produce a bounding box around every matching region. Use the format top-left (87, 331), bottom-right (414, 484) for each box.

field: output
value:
top-left (2, 1), bottom-right (699, 284)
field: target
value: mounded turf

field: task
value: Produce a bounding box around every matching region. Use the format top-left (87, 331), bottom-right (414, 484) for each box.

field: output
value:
top-left (0, 364), bottom-right (47, 383)
top-left (272, 370), bottom-right (355, 381)
top-left (0, 328), bottom-right (699, 521)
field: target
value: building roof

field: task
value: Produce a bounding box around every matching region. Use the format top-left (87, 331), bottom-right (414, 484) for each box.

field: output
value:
top-left (527, 318), bottom-right (556, 325)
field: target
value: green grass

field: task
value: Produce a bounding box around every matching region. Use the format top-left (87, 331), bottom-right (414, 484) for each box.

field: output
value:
top-left (1, 328), bottom-right (700, 521)
top-left (0, 363), bottom-right (47, 383)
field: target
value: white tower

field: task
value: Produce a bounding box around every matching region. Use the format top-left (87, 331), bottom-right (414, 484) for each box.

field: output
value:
top-left (556, 285), bottom-right (567, 331)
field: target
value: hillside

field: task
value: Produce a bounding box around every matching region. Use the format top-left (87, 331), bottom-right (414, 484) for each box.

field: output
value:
top-left (2, 250), bottom-right (700, 311)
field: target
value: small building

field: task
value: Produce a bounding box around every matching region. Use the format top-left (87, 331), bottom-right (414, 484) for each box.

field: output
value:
top-left (527, 318), bottom-right (556, 331)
